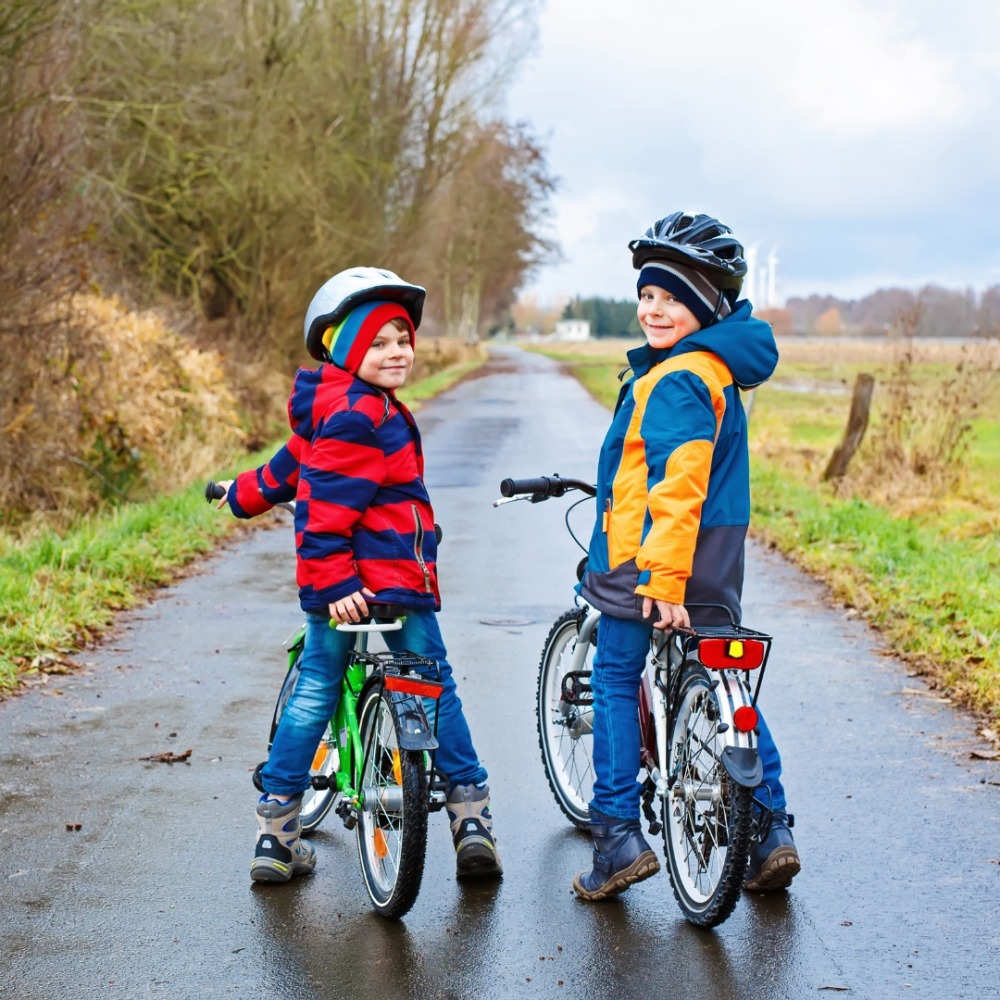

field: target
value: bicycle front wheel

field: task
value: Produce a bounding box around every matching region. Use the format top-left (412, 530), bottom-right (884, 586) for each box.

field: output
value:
top-left (269, 648), bottom-right (339, 834)
top-left (355, 680), bottom-right (428, 919)
top-left (662, 664), bottom-right (753, 928)
top-left (537, 608), bottom-right (596, 829)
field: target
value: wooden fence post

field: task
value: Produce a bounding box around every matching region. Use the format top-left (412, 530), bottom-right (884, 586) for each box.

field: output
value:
top-left (822, 372), bottom-right (876, 481)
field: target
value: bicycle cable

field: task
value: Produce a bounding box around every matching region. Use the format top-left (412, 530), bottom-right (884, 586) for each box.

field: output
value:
top-left (564, 494), bottom-right (594, 554)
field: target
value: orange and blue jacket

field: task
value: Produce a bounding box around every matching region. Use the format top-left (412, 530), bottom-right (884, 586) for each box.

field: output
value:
top-left (229, 364), bottom-right (439, 615)
top-left (579, 301), bottom-right (778, 624)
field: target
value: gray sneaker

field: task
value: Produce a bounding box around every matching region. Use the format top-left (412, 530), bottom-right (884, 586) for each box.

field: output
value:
top-left (251, 795), bottom-right (317, 883)
top-left (445, 783), bottom-right (503, 879)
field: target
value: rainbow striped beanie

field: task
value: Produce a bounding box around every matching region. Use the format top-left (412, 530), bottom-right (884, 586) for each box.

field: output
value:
top-left (321, 300), bottom-right (415, 374)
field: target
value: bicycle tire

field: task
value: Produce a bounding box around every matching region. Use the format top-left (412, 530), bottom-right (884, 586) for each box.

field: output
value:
top-left (269, 648), bottom-right (340, 834)
top-left (537, 608), bottom-right (595, 830)
top-left (661, 663), bottom-right (753, 928)
top-left (355, 678), bottom-right (429, 919)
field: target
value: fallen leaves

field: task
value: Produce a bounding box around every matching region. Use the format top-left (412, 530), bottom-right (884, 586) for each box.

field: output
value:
top-left (32, 654), bottom-right (76, 675)
top-left (140, 749), bottom-right (192, 764)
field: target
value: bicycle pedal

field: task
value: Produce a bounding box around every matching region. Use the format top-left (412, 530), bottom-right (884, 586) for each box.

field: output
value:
top-left (335, 800), bottom-right (358, 829)
top-left (310, 774), bottom-right (332, 790)
top-left (648, 821), bottom-right (663, 835)
top-left (252, 762), bottom-right (266, 793)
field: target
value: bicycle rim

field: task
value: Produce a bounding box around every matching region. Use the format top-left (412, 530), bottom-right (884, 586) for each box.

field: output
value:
top-left (537, 609), bottom-right (594, 829)
top-left (662, 664), bottom-right (752, 927)
top-left (356, 683), bottom-right (428, 918)
top-left (299, 735), bottom-right (340, 832)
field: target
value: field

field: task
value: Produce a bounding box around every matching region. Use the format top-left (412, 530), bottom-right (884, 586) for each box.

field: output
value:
top-left (531, 335), bottom-right (1000, 739)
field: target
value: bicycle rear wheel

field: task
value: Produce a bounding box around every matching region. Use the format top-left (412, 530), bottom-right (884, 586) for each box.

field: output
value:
top-left (355, 679), bottom-right (428, 919)
top-left (537, 608), bottom-right (596, 829)
top-left (662, 664), bottom-right (753, 928)
top-left (269, 647), bottom-right (339, 834)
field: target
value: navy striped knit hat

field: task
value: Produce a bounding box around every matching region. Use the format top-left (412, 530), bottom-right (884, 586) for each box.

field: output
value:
top-left (637, 260), bottom-right (732, 328)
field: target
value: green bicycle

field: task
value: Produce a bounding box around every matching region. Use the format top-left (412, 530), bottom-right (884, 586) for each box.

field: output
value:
top-left (206, 482), bottom-right (446, 919)
top-left (261, 613), bottom-right (446, 918)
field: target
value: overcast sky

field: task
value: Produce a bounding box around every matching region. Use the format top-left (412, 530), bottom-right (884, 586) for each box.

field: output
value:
top-left (504, 0), bottom-right (1000, 307)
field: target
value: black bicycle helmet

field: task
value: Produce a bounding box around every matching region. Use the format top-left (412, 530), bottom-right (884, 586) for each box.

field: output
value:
top-left (628, 211), bottom-right (747, 294)
top-left (303, 266), bottom-right (426, 362)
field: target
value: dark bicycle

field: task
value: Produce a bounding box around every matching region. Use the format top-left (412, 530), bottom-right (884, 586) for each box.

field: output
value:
top-left (497, 474), bottom-right (774, 928)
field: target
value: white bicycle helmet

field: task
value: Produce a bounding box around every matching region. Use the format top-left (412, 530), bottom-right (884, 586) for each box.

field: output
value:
top-left (303, 267), bottom-right (426, 362)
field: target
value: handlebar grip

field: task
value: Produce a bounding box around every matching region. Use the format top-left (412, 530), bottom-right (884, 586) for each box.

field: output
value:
top-left (500, 476), bottom-right (559, 498)
top-left (204, 481), bottom-right (226, 502)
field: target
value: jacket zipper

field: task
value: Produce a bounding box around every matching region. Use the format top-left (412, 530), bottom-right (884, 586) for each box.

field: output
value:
top-left (411, 504), bottom-right (432, 592)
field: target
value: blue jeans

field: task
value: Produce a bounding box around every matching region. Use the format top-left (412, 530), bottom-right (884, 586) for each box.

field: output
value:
top-left (261, 610), bottom-right (487, 797)
top-left (590, 612), bottom-right (787, 821)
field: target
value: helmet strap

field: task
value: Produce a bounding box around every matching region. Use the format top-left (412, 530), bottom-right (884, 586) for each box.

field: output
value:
top-left (707, 292), bottom-right (725, 327)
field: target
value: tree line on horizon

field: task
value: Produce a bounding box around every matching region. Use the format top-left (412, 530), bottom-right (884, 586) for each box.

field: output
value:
top-left (546, 283), bottom-right (1000, 339)
top-left (782, 284), bottom-right (1000, 337)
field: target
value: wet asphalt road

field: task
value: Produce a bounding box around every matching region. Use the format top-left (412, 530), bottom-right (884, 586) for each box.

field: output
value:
top-left (1, 345), bottom-right (998, 1000)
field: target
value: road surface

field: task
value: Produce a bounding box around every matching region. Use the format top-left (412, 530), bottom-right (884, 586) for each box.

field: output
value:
top-left (2, 345), bottom-right (998, 1000)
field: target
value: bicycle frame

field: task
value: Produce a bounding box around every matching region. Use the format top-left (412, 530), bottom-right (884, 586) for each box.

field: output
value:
top-left (281, 618), bottom-right (445, 823)
top-left (502, 471), bottom-right (778, 926)
top-left (567, 607), bottom-right (767, 820)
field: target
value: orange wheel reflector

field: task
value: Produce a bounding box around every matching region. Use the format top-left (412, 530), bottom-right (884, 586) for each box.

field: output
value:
top-left (699, 638), bottom-right (765, 670)
top-left (311, 743), bottom-right (330, 771)
top-left (733, 705), bottom-right (759, 732)
top-left (383, 675), bottom-right (444, 699)
top-left (392, 749), bottom-right (402, 786)
top-left (373, 827), bottom-right (389, 860)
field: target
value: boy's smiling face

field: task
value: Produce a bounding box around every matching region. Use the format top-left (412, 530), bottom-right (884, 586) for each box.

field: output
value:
top-left (637, 285), bottom-right (702, 349)
top-left (356, 320), bottom-right (414, 389)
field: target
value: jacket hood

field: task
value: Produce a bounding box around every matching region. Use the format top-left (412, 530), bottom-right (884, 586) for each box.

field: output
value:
top-left (287, 364), bottom-right (389, 435)
top-left (626, 299), bottom-right (778, 389)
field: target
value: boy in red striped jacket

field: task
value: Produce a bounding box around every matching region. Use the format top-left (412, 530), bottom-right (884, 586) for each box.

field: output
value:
top-left (217, 267), bottom-right (501, 884)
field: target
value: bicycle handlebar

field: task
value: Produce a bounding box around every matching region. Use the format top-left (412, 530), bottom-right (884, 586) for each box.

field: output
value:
top-left (205, 480), bottom-right (226, 502)
top-left (499, 475), bottom-right (596, 499)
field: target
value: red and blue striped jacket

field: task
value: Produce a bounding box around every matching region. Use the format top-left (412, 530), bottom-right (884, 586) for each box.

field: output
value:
top-left (229, 364), bottom-right (439, 613)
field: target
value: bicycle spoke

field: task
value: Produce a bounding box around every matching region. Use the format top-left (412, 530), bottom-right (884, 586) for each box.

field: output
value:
top-left (663, 665), bottom-right (753, 926)
top-left (356, 683), bottom-right (428, 918)
top-left (537, 611), bottom-right (596, 828)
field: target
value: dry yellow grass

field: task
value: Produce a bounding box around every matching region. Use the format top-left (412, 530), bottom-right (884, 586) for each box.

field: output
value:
top-left (536, 333), bottom-right (1000, 366)
top-left (774, 335), bottom-right (1000, 366)
top-left (1, 292), bottom-right (264, 524)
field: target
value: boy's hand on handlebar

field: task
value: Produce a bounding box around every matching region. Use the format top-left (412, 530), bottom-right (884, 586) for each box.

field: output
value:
top-left (214, 480), bottom-right (234, 510)
top-left (329, 588), bottom-right (376, 624)
top-left (643, 597), bottom-right (690, 631)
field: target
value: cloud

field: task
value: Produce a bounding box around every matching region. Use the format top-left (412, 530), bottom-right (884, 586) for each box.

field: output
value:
top-left (507, 0), bottom-right (1000, 303)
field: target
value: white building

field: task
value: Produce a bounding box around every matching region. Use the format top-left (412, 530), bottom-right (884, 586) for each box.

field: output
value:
top-left (554, 318), bottom-right (591, 341)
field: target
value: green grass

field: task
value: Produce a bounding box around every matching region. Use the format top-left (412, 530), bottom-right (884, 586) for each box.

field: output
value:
top-left (750, 465), bottom-right (998, 723)
top-left (0, 353), bottom-right (489, 695)
top-left (532, 343), bottom-right (1000, 736)
top-left (0, 463), bottom-right (261, 692)
top-left (397, 359), bottom-right (485, 409)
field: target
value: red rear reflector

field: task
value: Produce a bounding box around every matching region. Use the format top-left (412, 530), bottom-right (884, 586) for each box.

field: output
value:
top-left (383, 675), bottom-right (444, 699)
top-left (733, 705), bottom-right (759, 732)
top-left (699, 638), bottom-right (765, 670)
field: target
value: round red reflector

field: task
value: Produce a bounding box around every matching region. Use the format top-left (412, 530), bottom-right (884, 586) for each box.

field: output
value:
top-left (733, 705), bottom-right (759, 733)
